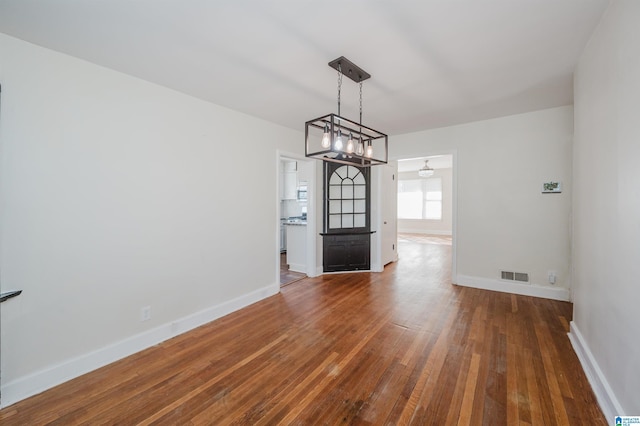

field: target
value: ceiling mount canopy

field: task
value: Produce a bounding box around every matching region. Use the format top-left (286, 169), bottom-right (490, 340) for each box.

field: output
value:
top-left (305, 57), bottom-right (388, 167)
top-left (328, 56), bottom-right (371, 83)
top-left (418, 160), bottom-right (434, 177)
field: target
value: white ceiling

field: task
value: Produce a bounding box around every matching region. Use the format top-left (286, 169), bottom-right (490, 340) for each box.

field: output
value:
top-left (0, 0), bottom-right (609, 135)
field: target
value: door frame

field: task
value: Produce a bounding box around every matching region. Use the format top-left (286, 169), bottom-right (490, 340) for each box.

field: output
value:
top-left (370, 162), bottom-right (398, 272)
top-left (276, 151), bottom-right (318, 287)
top-left (389, 150), bottom-right (458, 283)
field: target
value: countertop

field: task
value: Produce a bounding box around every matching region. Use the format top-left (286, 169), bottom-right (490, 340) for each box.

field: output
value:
top-left (282, 216), bottom-right (307, 226)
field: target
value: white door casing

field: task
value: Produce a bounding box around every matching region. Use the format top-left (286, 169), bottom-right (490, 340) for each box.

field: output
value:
top-left (381, 162), bottom-right (398, 266)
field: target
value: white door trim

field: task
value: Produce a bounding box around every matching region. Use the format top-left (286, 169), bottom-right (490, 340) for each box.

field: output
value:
top-left (276, 151), bottom-right (318, 287)
top-left (390, 150), bottom-right (458, 283)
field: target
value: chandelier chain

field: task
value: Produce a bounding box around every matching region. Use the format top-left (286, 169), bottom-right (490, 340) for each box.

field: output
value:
top-left (359, 81), bottom-right (363, 124)
top-left (337, 63), bottom-right (342, 117)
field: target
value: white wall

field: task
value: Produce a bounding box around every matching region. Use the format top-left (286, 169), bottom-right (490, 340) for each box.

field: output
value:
top-left (0, 34), bottom-right (302, 406)
top-left (570, 0), bottom-right (640, 417)
top-left (391, 106), bottom-right (573, 300)
top-left (397, 167), bottom-right (453, 235)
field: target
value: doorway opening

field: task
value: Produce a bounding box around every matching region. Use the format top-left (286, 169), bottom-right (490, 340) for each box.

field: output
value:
top-left (277, 154), bottom-right (316, 287)
top-left (396, 154), bottom-right (456, 281)
top-left (280, 252), bottom-right (305, 286)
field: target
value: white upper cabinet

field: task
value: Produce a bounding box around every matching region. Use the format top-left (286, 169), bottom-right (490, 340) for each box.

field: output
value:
top-left (281, 160), bottom-right (298, 200)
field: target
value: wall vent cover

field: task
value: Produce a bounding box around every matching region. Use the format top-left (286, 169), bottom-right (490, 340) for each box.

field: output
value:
top-left (501, 271), bottom-right (514, 280)
top-left (501, 270), bottom-right (529, 283)
top-left (514, 272), bottom-right (529, 282)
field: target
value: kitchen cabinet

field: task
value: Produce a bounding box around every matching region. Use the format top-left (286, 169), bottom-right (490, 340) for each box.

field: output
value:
top-left (281, 160), bottom-right (298, 200)
top-left (322, 233), bottom-right (371, 272)
top-left (280, 220), bottom-right (286, 252)
top-left (285, 223), bottom-right (306, 273)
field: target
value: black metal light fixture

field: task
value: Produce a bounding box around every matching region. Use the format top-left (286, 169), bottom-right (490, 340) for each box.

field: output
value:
top-left (305, 57), bottom-right (388, 167)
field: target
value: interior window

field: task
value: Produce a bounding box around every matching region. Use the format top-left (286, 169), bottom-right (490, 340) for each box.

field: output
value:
top-left (328, 165), bottom-right (367, 229)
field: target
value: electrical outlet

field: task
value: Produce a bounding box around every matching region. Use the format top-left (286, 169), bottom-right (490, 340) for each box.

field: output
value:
top-left (547, 271), bottom-right (557, 285)
top-left (140, 306), bottom-right (151, 322)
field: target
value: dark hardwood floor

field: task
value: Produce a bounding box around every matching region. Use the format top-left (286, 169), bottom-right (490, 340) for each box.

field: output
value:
top-left (0, 237), bottom-right (605, 424)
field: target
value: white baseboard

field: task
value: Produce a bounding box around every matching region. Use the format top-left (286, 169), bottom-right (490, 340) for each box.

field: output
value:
top-left (288, 263), bottom-right (306, 274)
top-left (455, 274), bottom-right (570, 301)
top-left (398, 228), bottom-right (452, 236)
top-left (0, 283), bottom-right (279, 409)
top-left (568, 321), bottom-right (623, 421)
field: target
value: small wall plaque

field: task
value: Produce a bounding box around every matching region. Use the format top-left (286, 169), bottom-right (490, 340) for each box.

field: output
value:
top-left (542, 181), bottom-right (562, 193)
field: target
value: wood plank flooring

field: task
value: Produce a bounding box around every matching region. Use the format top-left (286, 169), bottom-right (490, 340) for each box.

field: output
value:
top-left (280, 252), bottom-right (306, 286)
top-left (0, 238), bottom-right (605, 425)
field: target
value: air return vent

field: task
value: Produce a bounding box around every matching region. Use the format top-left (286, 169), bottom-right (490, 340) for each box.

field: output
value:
top-left (501, 270), bottom-right (529, 283)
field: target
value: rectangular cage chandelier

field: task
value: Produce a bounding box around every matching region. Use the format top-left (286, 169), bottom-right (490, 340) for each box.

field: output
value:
top-left (305, 56), bottom-right (388, 167)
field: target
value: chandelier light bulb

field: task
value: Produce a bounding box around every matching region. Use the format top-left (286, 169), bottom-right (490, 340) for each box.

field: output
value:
top-left (356, 139), bottom-right (364, 156)
top-left (346, 133), bottom-right (354, 153)
top-left (365, 142), bottom-right (373, 158)
top-left (321, 124), bottom-right (331, 149)
top-left (334, 130), bottom-right (343, 151)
